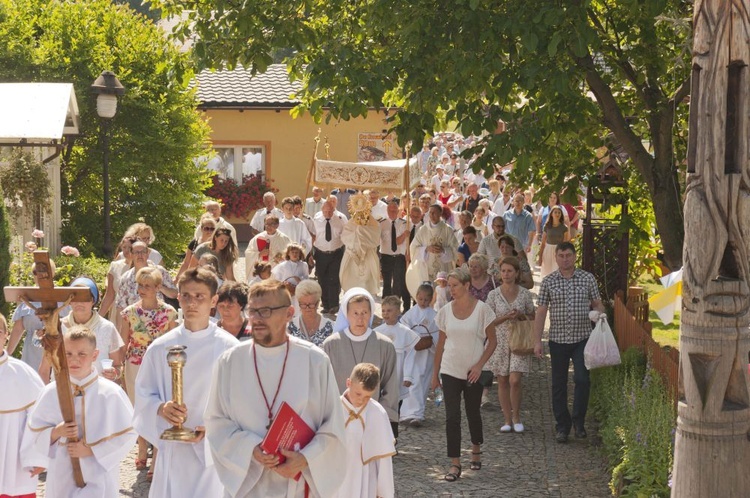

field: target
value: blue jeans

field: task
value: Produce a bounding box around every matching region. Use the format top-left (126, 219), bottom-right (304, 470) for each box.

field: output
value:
top-left (549, 339), bottom-right (589, 434)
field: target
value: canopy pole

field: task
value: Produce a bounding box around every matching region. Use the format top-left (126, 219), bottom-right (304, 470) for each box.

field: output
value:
top-left (304, 128), bottom-right (322, 201)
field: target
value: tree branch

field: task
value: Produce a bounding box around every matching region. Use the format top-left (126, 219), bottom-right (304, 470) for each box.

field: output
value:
top-left (669, 76), bottom-right (691, 107)
top-left (574, 53), bottom-right (654, 183)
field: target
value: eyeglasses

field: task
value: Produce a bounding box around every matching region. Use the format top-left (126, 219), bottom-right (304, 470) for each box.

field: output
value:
top-left (298, 302), bottom-right (319, 309)
top-left (202, 226), bottom-right (216, 232)
top-left (246, 305), bottom-right (288, 318)
top-left (132, 250), bottom-right (149, 256)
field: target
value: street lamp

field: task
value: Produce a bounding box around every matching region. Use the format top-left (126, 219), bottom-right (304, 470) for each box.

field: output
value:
top-left (91, 71), bottom-right (125, 259)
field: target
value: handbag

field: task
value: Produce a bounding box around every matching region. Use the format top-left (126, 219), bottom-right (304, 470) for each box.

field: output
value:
top-left (509, 319), bottom-right (535, 356)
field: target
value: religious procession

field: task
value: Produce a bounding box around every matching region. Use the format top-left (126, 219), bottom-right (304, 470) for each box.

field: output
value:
top-left (2, 0), bottom-right (739, 496)
top-left (1, 121), bottom-right (621, 498)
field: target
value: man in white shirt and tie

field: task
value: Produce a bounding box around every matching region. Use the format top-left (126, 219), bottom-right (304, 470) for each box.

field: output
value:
top-left (313, 201), bottom-right (347, 313)
top-left (379, 200), bottom-right (408, 306)
top-left (250, 192), bottom-right (283, 236)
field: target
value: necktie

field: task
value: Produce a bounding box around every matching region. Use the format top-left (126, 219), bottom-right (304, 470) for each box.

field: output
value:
top-left (325, 219), bottom-right (332, 242)
top-left (391, 221), bottom-right (397, 252)
top-left (410, 225), bottom-right (416, 243)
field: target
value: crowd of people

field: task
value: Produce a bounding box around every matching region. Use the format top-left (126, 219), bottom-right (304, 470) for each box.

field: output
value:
top-left (0, 132), bottom-right (607, 497)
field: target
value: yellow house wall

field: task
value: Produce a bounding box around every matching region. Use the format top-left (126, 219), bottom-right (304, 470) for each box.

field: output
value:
top-left (204, 108), bottom-right (392, 201)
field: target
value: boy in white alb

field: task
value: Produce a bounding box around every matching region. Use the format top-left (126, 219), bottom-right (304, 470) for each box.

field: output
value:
top-left (399, 284), bottom-right (440, 426)
top-left (333, 363), bottom-right (395, 498)
top-left (0, 313), bottom-right (45, 498)
top-left (374, 296), bottom-right (420, 439)
top-left (134, 268), bottom-right (239, 498)
top-left (24, 326), bottom-right (136, 498)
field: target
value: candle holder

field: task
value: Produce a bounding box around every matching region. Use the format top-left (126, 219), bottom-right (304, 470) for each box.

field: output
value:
top-left (160, 345), bottom-right (198, 442)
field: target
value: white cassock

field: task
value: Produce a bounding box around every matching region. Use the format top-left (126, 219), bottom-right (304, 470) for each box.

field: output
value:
top-left (245, 231), bottom-right (292, 280)
top-left (409, 221), bottom-right (458, 283)
top-left (373, 323), bottom-right (420, 401)
top-left (205, 337), bottom-right (347, 498)
top-left (24, 370), bottom-right (136, 498)
top-left (339, 217), bottom-right (381, 296)
top-left (278, 217), bottom-right (313, 255)
top-left (0, 351), bottom-right (45, 497)
top-left (134, 324), bottom-right (240, 498)
top-left (398, 306), bottom-right (439, 421)
top-left (332, 395), bottom-right (395, 498)
top-left (271, 261), bottom-right (310, 315)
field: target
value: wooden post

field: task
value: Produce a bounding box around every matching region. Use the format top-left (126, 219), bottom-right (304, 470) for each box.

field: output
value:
top-left (673, 2), bottom-right (750, 495)
top-left (3, 251), bottom-right (91, 488)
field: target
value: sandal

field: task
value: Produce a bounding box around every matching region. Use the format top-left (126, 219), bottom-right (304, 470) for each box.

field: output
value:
top-left (470, 451), bottom-right (482, 470)
top-left (135, 457), bottom-right (148, 470)
top-left (444, 464), bottom-right (462, 482)
top-left (146, 469), bottom-right (154, 482)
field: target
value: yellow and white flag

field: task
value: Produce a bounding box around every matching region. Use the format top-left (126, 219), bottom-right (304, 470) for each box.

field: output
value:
top-left (648, 269), bottom-right (682, 325)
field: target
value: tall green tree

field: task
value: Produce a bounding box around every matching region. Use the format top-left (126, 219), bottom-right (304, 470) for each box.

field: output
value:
top-left (156, 0), bottom-right (691, 270)
top-left (0, 0), bottom-right (212, 265)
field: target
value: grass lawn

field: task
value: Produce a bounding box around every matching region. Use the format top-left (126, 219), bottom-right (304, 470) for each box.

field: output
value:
top-left (636, 275), bottom-right (680, 350)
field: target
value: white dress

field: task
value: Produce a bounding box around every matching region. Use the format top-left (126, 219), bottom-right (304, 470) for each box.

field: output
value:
top-left (398, 306), bottom-right (439, 421)
top-left (133, 323), bottom-right (239, 498)
top-left (0, 352), bottom-right (45, 497)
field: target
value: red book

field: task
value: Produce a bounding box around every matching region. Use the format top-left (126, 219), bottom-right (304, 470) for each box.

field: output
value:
top-left (256, 237), bottom-right (270, 261)
top-left (260, 401), bottom-right (315, 480)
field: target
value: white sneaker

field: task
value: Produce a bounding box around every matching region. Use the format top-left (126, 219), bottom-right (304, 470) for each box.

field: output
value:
top-left (481, 394), bottom-right (490, 407)
top-left (513, 422), bottom-right (525, 433)
top-left (500, 424), bottom-right (512, 433)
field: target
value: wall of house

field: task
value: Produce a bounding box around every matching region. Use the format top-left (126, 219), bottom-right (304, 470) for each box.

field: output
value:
top-left (204, 108), bottom-right (394, 240)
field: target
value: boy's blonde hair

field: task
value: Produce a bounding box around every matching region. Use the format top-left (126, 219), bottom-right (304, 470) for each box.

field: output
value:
top-left (381, 296), bottom-right (402, 309)
top-left (64, 325), bottom-right (97, 348)
top-left (350, 363), bottom-right (380, 392)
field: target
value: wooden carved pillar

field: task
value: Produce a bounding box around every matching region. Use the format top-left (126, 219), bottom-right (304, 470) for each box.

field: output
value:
top-left (673, 2), bottom-right (750, 496)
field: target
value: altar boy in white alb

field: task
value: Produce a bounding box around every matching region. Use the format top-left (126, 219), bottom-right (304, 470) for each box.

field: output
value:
top-left (0, 312), bottom-right (45, 498)
top-left (332, 363), bottom-right (396, 498)
top-left (134, 268), bottom-right (239, 498)
top-left (24, 326), bottom-right (136, 498)
top-left (205, 279), bottom-right (347, 498)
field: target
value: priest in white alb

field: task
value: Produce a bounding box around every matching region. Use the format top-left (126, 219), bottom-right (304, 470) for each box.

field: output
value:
top-left (205, 279), bottom-right (347, 498)
top-left (134, 268), bottom-right (240, 498)
top-left (339, 194), bottom-right (381, 296)
top-left (409, 203), bottom-right (459, 282)
top-left (245, 215), bottom-right (292, 280)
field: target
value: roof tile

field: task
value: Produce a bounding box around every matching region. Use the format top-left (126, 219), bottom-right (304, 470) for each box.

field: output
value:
top-left (195, 64), bottom-right (302, 107)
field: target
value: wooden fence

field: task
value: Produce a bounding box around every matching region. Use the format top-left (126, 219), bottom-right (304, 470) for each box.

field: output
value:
top-left (613, 292), bottom-right (680, 402)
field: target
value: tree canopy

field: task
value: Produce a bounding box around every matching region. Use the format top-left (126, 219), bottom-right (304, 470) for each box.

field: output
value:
top-left (155, 0), bottom-right (692, 269)
top-left (0, 0), bottom-right (212, 265)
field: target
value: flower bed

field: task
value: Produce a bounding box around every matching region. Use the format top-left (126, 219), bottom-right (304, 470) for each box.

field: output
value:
top-left (590, 347), bottom-right (675, 497)
top-left (205, 174), bottom-right (277, 219)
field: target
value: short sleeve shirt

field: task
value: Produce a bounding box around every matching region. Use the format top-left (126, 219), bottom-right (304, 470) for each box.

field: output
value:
top-left (435, 300), bottom-right (496, 379)
top-left (537, 268), bottom-right (600, 344)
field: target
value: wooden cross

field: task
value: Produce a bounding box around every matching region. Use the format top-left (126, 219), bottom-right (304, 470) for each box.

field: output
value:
top-left (3, 251), bottom-right (92, 488)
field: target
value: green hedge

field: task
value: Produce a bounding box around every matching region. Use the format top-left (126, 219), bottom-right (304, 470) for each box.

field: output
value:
top-left (590, 347), bottom-right (675, 497)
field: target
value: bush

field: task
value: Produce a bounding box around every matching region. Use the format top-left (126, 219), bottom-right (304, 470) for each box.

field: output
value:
top-left (590, 347), bottom-right (675, 497)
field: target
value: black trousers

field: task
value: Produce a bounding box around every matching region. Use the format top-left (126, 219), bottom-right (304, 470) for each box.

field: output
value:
top-left (549, 339), bottom-right (590, 434)
top-left (441, 373), bottom-right (484, 458)
top-left (380, 253), bottom-right (406, 300)
top-left (313, 247), bottom-right (344, 311)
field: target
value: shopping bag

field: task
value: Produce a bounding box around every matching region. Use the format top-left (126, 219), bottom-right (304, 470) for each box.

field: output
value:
top-left (584, 317), bottom-right (621, 370)
top-left (509, 319), bottom-right (535, 356)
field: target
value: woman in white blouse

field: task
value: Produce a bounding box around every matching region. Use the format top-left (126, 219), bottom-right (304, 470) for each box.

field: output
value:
top-left (431, 268), bottom-right (497, 482)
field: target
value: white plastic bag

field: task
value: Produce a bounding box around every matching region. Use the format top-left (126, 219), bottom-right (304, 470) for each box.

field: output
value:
top-left (584, 317), bottom-right (621, 370)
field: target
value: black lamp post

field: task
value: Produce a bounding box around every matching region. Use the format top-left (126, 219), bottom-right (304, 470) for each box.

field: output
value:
top-left (90, 71), bottom-right (125, 259)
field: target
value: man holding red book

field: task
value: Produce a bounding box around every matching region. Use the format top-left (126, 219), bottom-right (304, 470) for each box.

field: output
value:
top-left (205, 280), bottom-right (347, 497)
